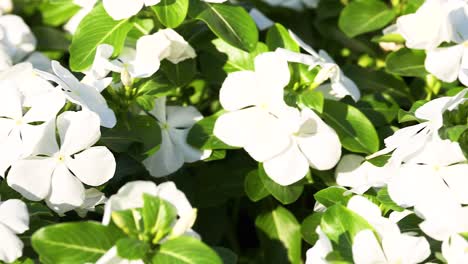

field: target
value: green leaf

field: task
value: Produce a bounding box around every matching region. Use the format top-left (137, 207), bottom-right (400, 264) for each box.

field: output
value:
top-left (314, 187), bottom-right (350, 207)
top-left (301, 212), bottom-right (323, 245)
top-left (377, 187), bottom-right (404, 213)
top-left (244, 170), bottom-right (269, 202)
top-left (255, 205), bottom-right (302, 264)
top-left (189, 0), bottom-right (258, 52)
top-left (298, 90), bottom-right (325, 113)
top-left (112, 209), bottom-right (142, 237)
top-left (210, 38), bottom-right (269, 72)
top-left (356, 93), bottom-right (400, 127)
top-left (142, 194), bottom-right (177, 243)
top-left (213, 247), bottom-right (238, 264)
top-left (339, 0), bottom-right (395, 38)
top-left (321, 100), bottom-right (380, 154)
top-left (69, 4), bottom-right (133, 71)
top-left (266, 23), bottom-right (300, 52)
top-left (151, 0), bottom-right (189, 28)
top-left (187, 112), bottom-right (237, 150)
top-left (39, 0), bottom-right (80, 26)
top-left (320, 205), bottom-right (374, 261)
top-left (161, 59), bottom-right (196, 87)
top-left (32, 26), bottom-right (70, 51)
top-left (32, 221), bottom-right (125, 264)
top-left (152, 236), bottom-right (222, 264)
top-left (258, 164), bottom-right (303, 205)
top-left (116, 238), bottom-right (150, 260)
top-left (386, 48), bottom-right (428, 78)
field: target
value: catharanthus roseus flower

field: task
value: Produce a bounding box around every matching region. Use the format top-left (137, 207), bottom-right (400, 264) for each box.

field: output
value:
top-left (0, 199), bottom-right (29, 264)
top-left (7, 110), bottom-right (116, 214)
top-left (37, 61), bottom-right (117, 128)
top-left (142, 97), bottom-right (211, 177)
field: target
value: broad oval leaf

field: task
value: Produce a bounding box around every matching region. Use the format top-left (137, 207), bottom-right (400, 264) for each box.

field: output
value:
top-left (189, 0), bottom-right (258, 52)
top-left (266, 23), bottom-right (299, 52)
top-left (386, 48), bottom-right (428, 78)
top-left (321, 99), bottom-right (380, 154)
top-left (151, 236), bottom-right (222, 264)
top-left (69, 4), bottom-right (133, 71)
top-left (151, 0), bottom-right (189, 28)
top-left (32, 221), bottom-right (125, 264)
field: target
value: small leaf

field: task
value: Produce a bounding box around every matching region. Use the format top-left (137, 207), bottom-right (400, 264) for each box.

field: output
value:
top-left (301, 212), bottom-right (323, 245)
top-left (258, 164), bottom-right (303, 205)
top-left (151, 0), bottom-right (189, 28)
top-left (244, 170), bottom-right (269, 202)
top-left (314, 187), bottom-right (350, 208)
top-left (142, 194), bottom-right (177, 243)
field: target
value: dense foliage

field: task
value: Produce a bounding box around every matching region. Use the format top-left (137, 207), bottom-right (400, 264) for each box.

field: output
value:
top-left (0, 0), bottom-right (467, 263)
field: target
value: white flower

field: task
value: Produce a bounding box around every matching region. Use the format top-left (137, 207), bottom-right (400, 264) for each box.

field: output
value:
top-left (214, 52), bottom-right (292, 162)
top-left (0, 15), bottom-right (36, 63)
top-left (388, 137), bottom-right (468, 241)
top-left (368, 88), bottom-right (468, 164)
top-left (102, 180), bottom-right (196, 235)
top-left (87, 29), bottom-right (195, 85)
top-left (0, 199), bottom-right (29, 264)
top-left (7, 110), bottom-right (116, 214)
top-left (64, 0), bottom-right (98, 34)
top-left (75, 188), bottom-right (107, 217)
top-left (0, 80), bottom-right (64, 176)
top-left (335, 154), bottom-right (394, 194)
top-left (305, 227), bottom-right (332, 264)
top-left (36, 61), bottom-right (117, 128)
top-left (142, 97), bottom-right (211, 177)
top-left (277, 31), bottom-right (361, 102)
top-left (442, 234), bottom-right (468, 264)
top-left (352, 229), bottom-right (430, 264)
top-left (263, 107), bottom-right (341, 186)
top-left (395, 0), bottom-right (463, 50)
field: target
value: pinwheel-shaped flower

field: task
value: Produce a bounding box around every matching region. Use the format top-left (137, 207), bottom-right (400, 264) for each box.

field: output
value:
top-left (263, 108), bottom-right (341, 186)
top-left (214, 52), bottom-right (292, 162)
top-left (7, 110), bottom-right (116, 213)
top-left (37, 61), bottom-right (116, 128)
top-left (0, 80), bottom-right (64, 176)
top-left (0, 199), bottom-right (29, 264)
top-left (88, 29), bottom-right (195, 85)
top-left (142, 97), bottom-right (211, 177)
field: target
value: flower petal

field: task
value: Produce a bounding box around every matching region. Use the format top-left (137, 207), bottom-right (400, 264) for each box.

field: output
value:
top-left (425, 45), bottom-right (463, 83)
top-left (102, 0), bottom-right (143, 20)
top-left (219, 70), bottom-right (259, 111)
top-left (167, 106), bottom-right (202, 129)
top-left (352, 230), bottom-right (387, 264)
top-left (170, 128), bottom-right (207, 163)
top-left (47, 164), bottom-right (85, 213)
top-left (58, 111), bottom-right (101, 156)
top-left (7, 158), bottom-right (55, 201)
top-left (263, 143), bottom-right (309, 186)
top-left (0, 199), bottom-right (28, 234)
top-left (441, 164), bottom-right (468, 205)
top-left (0, 80), bottom-right (22, 120)
top-left (142, 129), bottom-right (184, 177)
top-left (66, 146), bottom-right (116, 186)
top-left (0, 223), bottom-right (23, 263)
top-left (382, 233), bottom-right (430, 264)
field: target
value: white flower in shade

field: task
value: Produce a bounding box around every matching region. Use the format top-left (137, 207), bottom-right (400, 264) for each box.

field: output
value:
top-left (368, 88), bottom-right (468, 164)
top-left (36, 61), bottom-right (116, 128)
top-left (102, 180), bottom-right (196, 236)
top-left (442, 234), bottom-right (468, 264)
top-left (388, 137), bottom-right (468, 241)
top-left (395, 0), bottom-right (463, 50)
top-left (142, 97), bottom-right (211, 177)
top-left (335, 154), bottom-right (394, 194)
top-left (24, 52), bottom-right (52, 73)
top-left (0, 15), bottom-right (36, 63)
top-left (64, 0), bottom-right (98, 34)
top-left (87, 29), bottom-right (195, 85)
top-left (277, 31), bottom-right (360, 102)
top-left (0, 199), bottom-right (29, 264)
top-left (0, 80), bottom-right (64, 176)
top-left (352, 229), bottom-right (430, 264)
top-left (75, 188), bottom-right (107, 217)
top-left (214, 52), bottom-right (292, 162)
top-left (305, 227), bottom-right (332, 264)
top-left (7, 110), bottom-right (116, 214)
top-left (263, 107), bottom-right (341, 186)
top-left (0, 0), bottom-right (12, 15)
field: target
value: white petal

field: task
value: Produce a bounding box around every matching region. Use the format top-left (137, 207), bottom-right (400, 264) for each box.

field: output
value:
top-left (47, 164), bottom-right (85, 212)
top-left (335, 154), bottom-right (368, 193)
top-left (347, 196), bottom-right (382, 223)
top-left (143, 0), bottom-right (160, 6)
top-left (142, 129), bottom-right (185, 177)
top-left (352, 230), bottom-right (387, 264)
top-left (441, 164), bottom-right (468, 205)
top-left (442, 234), bottom-right (468, 264)
top-left (406, 137), bottom-right (465, 166)
top-left (167, 106), bottom-right (202, 128)
top-left (330, 73), bottom-right (360, 102)
top-left (7, 158), bottom-right (55, 201)
top-left (382, 233), bottom-right (430, 264)
top-left (0, 129), bottom-right (23, 176)
top-left (296, 109), bottom-right (341, 170)
top-left (57, 111), bottom-right (101, 156)
top-left (263, 143), bottom-right (309, 186)
top-left (249, 8), bottom-right (274, 30)
top-left (159, 29), bottom-right (196, 64)
top-left (170, 128), bottom-right (206, 163)
top-left (28, 119), bottom-right (59, 156)
top-left (0, 223), bottom-right (23, 263)
top-left (415, 96), bottom-right (452, 122)
top-left (131, 34), bottom-right (166, 78)
top-left (275, 48), bottom-right (320, 67)
top-left (0, 199), bottom-right (28, 234)
top-left (0, 15), bottom-right (36, 62)
top-left (425, 45), bottom-right (464, 83)
top-left (148, 96), bottom-right (167, 123)
top-left (102, 0), bottom-right (143, 20)
top-left (219, 70), bottom-right (259, 111)
top-left (156, 181), bottom-right (193, 217)
top-left (66, 146), bottom-right (116, 186)
top-left (288, 30), bottom-right (320, 58)
top-left (305, 227), bottom-right (332, 264)
top-left (22, 89), bottom-right (65, 123)
top-left (76, 188), bottom-right (107, 217)
top-left (0, 80), bottom-right (22, 120)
